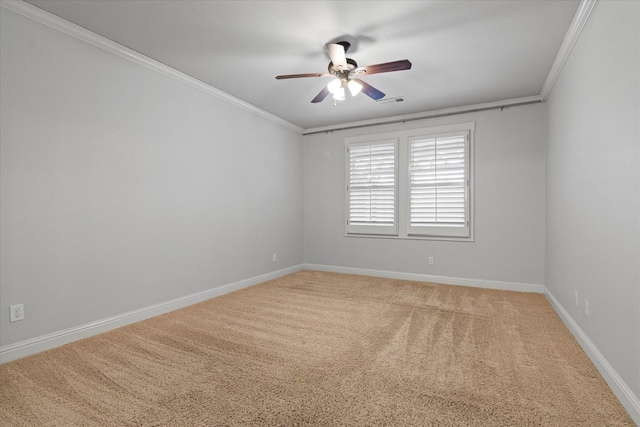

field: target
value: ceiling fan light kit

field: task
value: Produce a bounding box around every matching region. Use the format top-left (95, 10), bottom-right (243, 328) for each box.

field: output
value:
top-left (347, 79), bottom-right (363, 96)
top-left (327, 78), bottom-right (362, 100)
top-left (327, 78), bottom-right (345, 100)
top-left (275, 41), bottom-right (411, 104)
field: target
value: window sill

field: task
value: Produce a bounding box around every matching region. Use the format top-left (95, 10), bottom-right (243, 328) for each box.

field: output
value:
top-left (344, 233), bottom-right (474, 242)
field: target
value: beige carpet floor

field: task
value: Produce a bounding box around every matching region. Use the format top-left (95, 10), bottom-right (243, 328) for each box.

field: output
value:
top-left (0, 270), bottom-right (634, 426)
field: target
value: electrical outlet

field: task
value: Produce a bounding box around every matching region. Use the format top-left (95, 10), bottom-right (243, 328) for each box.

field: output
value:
top-left (428, 257), bottom-right (434, 265)
top-left (584, 299), bottom-right (589, 316)
top-left (272, 253), bottom-right (277, 262)
top-left (575, 291), bottom-right (579, 306)
top-left (10, 304), bottom-right (24, 323)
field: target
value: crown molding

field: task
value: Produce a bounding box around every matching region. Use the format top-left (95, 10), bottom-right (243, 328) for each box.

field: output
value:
top-left (0, 0), bottom-right (597, 136)
top-left (0, 0), bottom-right (304, 134)
top-left (540, 0), bottom-right (597, 100)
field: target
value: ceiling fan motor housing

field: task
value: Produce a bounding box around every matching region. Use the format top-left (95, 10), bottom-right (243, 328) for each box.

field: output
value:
top-left (329, 58), bottom-right (358, 79)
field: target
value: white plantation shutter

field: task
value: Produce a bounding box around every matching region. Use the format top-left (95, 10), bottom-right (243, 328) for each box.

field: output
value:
top-left (346, 140), bottom-right (398, 235)
top-left (344, 123), bottom-right (473, 240)
top-left (408, 131), bottom-right (470, 237)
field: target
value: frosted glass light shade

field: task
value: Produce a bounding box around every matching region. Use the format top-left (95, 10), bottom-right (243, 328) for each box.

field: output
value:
top-left (348, 79), bottom-right (362, 96)
top-left (327, 78), bottom-right (345, 100)
top-left (327, 79), bottom-right (342, 94)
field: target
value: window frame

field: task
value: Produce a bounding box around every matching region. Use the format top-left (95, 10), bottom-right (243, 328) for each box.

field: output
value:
top-left (344, 138), bottom-right (399, 236)
top-left (345, 122), bottom-right (474, 241)
top-left (407, 129), bottom-right (471, 238)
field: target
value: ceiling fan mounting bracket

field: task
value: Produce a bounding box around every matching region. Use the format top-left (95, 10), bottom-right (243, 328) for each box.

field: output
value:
top-left (336, 41), bottom-right (351, 53)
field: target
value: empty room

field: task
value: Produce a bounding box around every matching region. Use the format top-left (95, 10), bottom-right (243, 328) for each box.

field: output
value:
top-left (1, 0), bottom-right (638, 425)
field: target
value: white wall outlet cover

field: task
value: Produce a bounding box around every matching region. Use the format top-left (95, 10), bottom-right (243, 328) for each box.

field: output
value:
top-left (10, 304), bottom-right (24, 322)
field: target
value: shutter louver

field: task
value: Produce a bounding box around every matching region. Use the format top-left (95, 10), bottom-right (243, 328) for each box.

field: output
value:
top-left (409, 133), bottom-right (468, 235)
top-left (347, 141), bottom-right (397, 234)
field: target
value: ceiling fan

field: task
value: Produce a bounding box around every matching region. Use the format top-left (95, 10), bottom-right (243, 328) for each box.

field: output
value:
top-left (275, 41), bottom-right (412, 103)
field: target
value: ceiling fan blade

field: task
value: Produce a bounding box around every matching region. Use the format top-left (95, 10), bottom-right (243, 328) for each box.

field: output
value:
top-left (326, 43), bottom-right (348, 69)
top-left (276, 73), bottom-right (330, 79)
top-left (352, 78), bottom-right (385, 100)
top-left (311, 86), bottom-right (331, 103)
top-left (354, 59), bottom-right (412, 75)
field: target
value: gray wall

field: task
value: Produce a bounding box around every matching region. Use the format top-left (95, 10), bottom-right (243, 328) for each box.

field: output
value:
top-left (0, 8), bottom-right (303, 348)
top-left (546, 0), bottom-right (639, 399)
top-left (2, 1), bottom-right (637, 417)
top-left (304, 103), bottom-right (546, 286)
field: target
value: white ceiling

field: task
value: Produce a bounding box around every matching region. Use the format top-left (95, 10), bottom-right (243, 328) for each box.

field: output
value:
top-left (23, 0), bottom-right (581, 130)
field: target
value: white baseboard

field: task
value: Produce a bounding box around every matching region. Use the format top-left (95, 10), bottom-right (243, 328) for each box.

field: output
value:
top-left (304, 264), bottom-right (638, 423)
top-left (5, 265), bottom-right (636, 425)
top-left (0, 264), bottom-right (539, 365)
top-left (303, 263), bottom-right (544, 293)
top-left (544, 288), bottom-right (640, 425)
top-left (0, 264), bottom-right (303, 364)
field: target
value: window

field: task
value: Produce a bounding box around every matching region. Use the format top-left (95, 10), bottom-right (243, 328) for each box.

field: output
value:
top-left (346, 139), bottom-right (398, 235)
top-left (345, 123), bottom-right (474, 241)
top-left (408, 131), bottom-right (469, 237)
